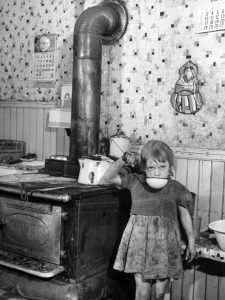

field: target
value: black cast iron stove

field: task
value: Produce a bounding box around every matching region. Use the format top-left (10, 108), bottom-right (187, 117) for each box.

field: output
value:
top-left (0, 174), bottom-right (131, 300)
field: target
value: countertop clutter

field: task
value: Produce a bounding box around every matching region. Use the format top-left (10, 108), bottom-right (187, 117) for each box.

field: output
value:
top-left (182, 231), bottom-right (225, 263)
top-left (0, 139), bottom-right (45, 176)
top-left (0, 160), bottom-right (45, 176)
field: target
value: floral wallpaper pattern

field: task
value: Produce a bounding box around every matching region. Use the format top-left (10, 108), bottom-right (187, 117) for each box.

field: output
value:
top-left (1, 0), bottom-right (225, 149)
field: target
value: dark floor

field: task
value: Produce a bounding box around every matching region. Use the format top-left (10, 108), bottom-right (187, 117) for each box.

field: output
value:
top-left (0, 289), bottom-right (119, 300)
top-left (0, 288), bottom-right (28, 300)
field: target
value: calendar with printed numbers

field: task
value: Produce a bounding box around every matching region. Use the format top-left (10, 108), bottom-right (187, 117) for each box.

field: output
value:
top-left (33, 34), bottom-right (57, 82)
top-left (197, 0), bottom-right (225, 33)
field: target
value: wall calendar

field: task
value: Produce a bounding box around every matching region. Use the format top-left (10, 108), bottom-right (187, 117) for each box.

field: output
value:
top-left (196, 0), bottom-right (225, 33)
top-left (33, 34), bottom-right (57, 83)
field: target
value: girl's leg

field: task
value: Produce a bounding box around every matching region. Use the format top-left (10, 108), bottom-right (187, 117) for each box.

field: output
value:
top-left (151, 280), bottom-right (156, 300)
top-left (134, 273), bottom-right (151, 300)
top-left (153, 278), bottom-right (169, 300)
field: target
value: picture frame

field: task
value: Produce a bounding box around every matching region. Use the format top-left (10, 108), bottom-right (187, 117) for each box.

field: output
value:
top-left (61, 84), bottom-right (72, 108)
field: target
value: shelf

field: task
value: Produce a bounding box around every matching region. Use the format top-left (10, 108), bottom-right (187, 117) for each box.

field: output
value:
top-left (181, 232), bottom-right (225, 263)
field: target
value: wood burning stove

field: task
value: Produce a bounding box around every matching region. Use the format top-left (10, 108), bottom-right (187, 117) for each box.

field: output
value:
top-left (0, 176), bottom-right (131, 299)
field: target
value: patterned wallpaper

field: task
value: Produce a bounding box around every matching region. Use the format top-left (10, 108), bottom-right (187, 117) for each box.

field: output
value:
top-left (1, 0), bottom-right (225, 149)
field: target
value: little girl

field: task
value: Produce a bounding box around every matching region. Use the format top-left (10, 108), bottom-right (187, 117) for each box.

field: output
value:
top-left (101, 139), bottom-right (196, 300)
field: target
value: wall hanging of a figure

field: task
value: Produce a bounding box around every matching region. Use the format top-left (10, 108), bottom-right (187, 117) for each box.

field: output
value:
top-left (170, 60), bottom-right (203, 114)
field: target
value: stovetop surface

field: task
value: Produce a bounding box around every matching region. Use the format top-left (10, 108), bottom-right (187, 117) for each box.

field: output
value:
top-left (0, 173), bottom-right (118, 202)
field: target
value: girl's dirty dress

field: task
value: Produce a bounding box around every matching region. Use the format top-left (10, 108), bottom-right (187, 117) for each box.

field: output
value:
top-left (113, 173), bottom-right (193, 280)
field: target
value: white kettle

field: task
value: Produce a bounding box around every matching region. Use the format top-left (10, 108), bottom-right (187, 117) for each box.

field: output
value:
top-left (78, 156), bottom-right (113, 185)
top-left (109, 130), bottom-right (130, 158)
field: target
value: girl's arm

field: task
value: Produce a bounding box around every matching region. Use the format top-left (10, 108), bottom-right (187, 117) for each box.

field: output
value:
top-left (100, 153), bottom-right (136, 186)
top-left (99, 158), bottom-right (125, 186)
top-left (178, 206), bottom-right (196, 262)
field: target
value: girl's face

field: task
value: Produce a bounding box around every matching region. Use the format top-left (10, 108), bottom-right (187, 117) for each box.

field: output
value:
top-left (145, 159), bottom-right (170, 178)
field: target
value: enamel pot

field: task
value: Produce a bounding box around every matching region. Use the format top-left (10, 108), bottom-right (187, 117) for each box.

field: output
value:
top-left (110, 134), bottom-right (131, 158)
top-left (78, 157), bottom-right (112, 185)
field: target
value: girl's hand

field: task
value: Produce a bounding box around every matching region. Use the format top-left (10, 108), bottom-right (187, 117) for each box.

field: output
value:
top-left (178, 206), bottom-right (196, 263)
top-left (185, 241), bottom-right (196, 263)
top-left (122, 152), bottom-right (136, 166)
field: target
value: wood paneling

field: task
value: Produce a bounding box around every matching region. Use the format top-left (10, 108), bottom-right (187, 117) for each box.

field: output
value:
top-left (0, 101), bottom-right (68, 160)
top-left (171, 149), bottom-right (225, 300)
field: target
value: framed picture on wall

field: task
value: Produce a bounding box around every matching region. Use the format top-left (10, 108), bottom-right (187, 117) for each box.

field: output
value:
top-left (33, 34), bottom-right (57, 83)
top-left (61, 84), bottom-right (72, 108)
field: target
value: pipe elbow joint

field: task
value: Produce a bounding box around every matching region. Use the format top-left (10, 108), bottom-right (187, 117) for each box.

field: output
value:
top-left (74, 0), bottom-right (128, 45)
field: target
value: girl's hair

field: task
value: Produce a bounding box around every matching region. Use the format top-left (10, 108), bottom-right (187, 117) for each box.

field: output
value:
top-left (140, 139), bottom-right (176, 174)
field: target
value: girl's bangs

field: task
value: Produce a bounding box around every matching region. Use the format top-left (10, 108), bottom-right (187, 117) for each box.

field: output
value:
top-left (149, 148), bottom-right (168, 163)
top-left (140, 139), bottom-right (175, 170)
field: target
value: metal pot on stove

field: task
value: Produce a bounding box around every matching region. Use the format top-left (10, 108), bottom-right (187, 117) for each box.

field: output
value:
top-left (78, 155), bottom-right (113, 185)
top-left (109, 130), bottom-right (131, 158)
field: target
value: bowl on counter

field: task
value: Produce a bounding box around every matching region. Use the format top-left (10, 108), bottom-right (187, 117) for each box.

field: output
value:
top-left (208, 219), bottom-right (225, 251)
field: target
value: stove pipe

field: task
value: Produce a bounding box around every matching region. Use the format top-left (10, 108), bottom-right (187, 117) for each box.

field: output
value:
top-left (69, 0), bottom-right (128, 162)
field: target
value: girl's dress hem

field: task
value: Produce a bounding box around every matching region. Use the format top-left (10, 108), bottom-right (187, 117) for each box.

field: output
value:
top-left (113, 214), bottom-right (184, 280)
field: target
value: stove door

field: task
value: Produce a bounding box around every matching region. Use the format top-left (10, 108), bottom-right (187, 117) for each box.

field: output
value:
top-left (0, 196), bottom-right (61, 265)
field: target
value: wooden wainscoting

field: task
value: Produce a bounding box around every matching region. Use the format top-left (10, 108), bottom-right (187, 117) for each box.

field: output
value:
top-left (0, 101), bottom-right (69, 160)
top-left (171, 147), bottom-right (225, 300)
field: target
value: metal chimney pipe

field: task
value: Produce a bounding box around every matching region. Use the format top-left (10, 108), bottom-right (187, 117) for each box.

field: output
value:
top-left (69, 0), bottom-right (128, 162)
